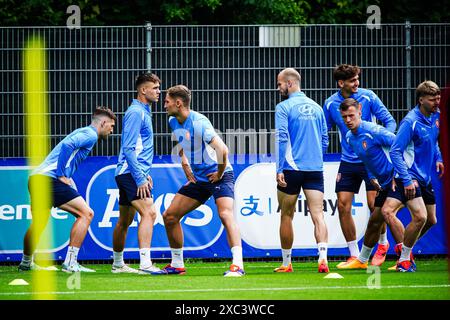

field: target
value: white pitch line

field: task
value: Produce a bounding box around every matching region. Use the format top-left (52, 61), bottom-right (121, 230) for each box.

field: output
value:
top-left (2, 284), bottom-right (450, 296)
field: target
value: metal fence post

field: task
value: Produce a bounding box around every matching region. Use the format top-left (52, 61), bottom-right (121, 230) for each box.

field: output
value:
top-left (146, 22), bottom-right (152, 72)
top-left (405, 20), bottom-right (412, 108)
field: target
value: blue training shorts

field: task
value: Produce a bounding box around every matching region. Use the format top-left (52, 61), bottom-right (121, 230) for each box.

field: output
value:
top-left (28, 174), bottom-right (80, 208)
top-left (115, 173), bottom-right (152, 206)
top-left (374, 188), bottom-right (390, 208)
top-left (335, 160), bottom-right (376, 193)
top-left (177, 171), bottom-right (235, 204)
top-left (387, 178), bottom-right (435, 205)
top-left (277, 170), bottom-right (324, 195)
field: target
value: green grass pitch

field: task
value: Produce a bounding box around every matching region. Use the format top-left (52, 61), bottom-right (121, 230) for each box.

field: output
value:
top-left (1, 258), bottom-right (449, 300)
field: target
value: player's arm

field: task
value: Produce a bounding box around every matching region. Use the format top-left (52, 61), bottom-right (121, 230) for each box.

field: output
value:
top-left (371, 93), bottom-right (397, 133)
top-left (435, 141), bottom-right (444, 178)
top-left (179, 147), bottom-right (196, 183)
top-left (372, 126), bottom-right (396, 190)
top-left (374, 125), bottom-right (396, 148)
top-left (207, 135), bottom-right (228, 183)
top-left (323, 100), bottom-right (335, 131)
top-left (320, 109), bottom-right (329, 153)
top-left (389, 120), bottom-right (415, 199)
top-left (56, 131), bottom-right (96, 185)
top-left (121, 110), bottom-right (149, 198)
top-left (366, 166), bottom-right (381, 191)
top-left (275, 104), bottom-right (289, 187)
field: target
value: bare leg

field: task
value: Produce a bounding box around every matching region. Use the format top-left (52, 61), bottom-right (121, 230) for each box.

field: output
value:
top-left (304, 189), bottom-right (327, 244)
top-left (162, 193), bottom-right (201, 248)
top-left (112, 205), bottom-right (136, 252)
top-left (363, 207), bottom-right (385, 248)
top-left (130, 197), bottom-right (157, 249)
top-left (337, 191), bottom-right (357, 242)
top-left (381, 198), bottom-right (405, 244)
top-left (277, 190), bottom-right (298, 250)
top-left (402, 198), bottom-right (427, 248)
top-left (367, 190), bottom-right (387, 236)
top-left (23, 209), bottom-right (51, 256)
top-left (216, 197), bottom-right (241, 248)
top-left (419, 204), bottom-right (437, 238)
top-left (59, 196), bottom-right (95, 248)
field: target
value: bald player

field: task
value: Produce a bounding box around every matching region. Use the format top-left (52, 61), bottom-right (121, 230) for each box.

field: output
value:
top-left (274, 68), bottom-right (330, 273)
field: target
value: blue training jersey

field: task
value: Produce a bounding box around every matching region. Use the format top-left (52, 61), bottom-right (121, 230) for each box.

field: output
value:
top-left (390, 106), bottom-right (443, 186)
top-left (169, 110), bottom-right (232, 183)
top-left (32, 125), bottom-right (98, 178)
top-left (115, 99), bottom-right (154, 187)
top-left (276, 91), bottom-right (329, 173)
top-left (346, 121), bottom-right (396, 189)
top-left (323, 88), bottom-right (396, 163)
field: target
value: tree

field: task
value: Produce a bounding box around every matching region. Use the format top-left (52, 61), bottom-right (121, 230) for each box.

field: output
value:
top-left (0, 0), bottom-right (448, 26)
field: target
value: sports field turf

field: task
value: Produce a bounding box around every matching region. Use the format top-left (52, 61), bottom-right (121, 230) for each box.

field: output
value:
top-left (1, 258), bottom-right (449, 300)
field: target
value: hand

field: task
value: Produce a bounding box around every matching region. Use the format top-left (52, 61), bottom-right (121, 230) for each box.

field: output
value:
top-left (206, 171), bottom-right (222, 183)
top-left (404, 180), bottom-right (417, 200)
top-left (370, 178), bottom-right (382, 192)
top-left (276, 173), bottom-right (287, 187)
top-left (136, 181), bottom-right (151, 199)
top-left (58, 176), bottom-right (72, 186)
top-left (182, 163), bottom-right (197, 183)
top-left (391, 178), bottom-right (397, 192)
top-left (437, 161), bottom-right (445, 179)
top-left (147, 175), bottom-right (153, 190)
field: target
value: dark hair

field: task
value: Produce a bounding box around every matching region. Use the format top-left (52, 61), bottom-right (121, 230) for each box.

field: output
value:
top-left (135, 73), bottom-right (161, 90)
top-left (93, 106), bottom-right (116, 121)
top-left (416, 80), bottom-right (440, 101)
top-left (333, 64), bottom-right (361, 81)
top-left (166, 85), bottom-right (191, 107)
top-left (339, 98), bottom-right (359, 111)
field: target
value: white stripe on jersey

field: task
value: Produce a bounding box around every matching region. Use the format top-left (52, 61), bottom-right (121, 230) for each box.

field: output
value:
top-left (403, 141), bottom-right (415, 169)
top-left (35, 161), bottom-right (57, 174)
top-left (118, 161), bottom-right (128, 175)
top-left (135, 135), bottom-right (143, 156)
top-left (285, 136), bottom-right (299, 171)
top-left (65, 149), bottom-right (80, 168)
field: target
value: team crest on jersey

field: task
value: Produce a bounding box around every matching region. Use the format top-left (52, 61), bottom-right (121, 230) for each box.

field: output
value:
top-left (435, 119), bottom-right (440, 128)
top-left (362, 140), bottom-right (367, 150)
top-left (185, 131), bottom-right (191, 141)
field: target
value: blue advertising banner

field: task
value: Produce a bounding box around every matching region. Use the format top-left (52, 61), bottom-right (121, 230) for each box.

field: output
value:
top-left (0, 155), bottom-right (446, 262)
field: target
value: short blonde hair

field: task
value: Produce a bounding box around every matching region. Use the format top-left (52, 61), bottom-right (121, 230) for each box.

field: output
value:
top-left (166, 85), bottom-right (191, 107)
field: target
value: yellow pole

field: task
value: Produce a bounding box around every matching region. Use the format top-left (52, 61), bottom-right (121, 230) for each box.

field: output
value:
top-left (24, 35), bottom-right (55, 300)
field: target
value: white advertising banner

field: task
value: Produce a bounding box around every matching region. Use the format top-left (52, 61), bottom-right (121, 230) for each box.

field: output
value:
top-left (234, 162), bottom-right (370, 249)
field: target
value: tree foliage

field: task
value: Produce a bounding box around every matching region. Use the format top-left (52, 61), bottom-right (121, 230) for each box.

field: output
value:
top-left (0, 0), bottom-right (448, 26)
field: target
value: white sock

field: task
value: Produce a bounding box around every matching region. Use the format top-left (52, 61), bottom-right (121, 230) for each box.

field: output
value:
top-left (113, 251), bottom-right (124, 267)
top-left (378, 232), bottom-right (388, 245)
top-left (395, 242), bottom-right (403, 256)
top-left (21, 254), bottom-right (32, 266)
top-left (171, 248), bottom-right (184, 268)
top-left (347, 240), bottom-right (360, 257)
top-left (282, 248), bottom-right (292, 266)
top-left (64, 246), bottom-right (79, 266)
top-left (139, 248), bottom-right (152, 269)
top-left (318, 242), bottom-right (328, 261)
top-left (399, 245), bottom-right (412, 262)
top-left (231, 246), bottom-right (244, 269)
top-left (359, 245), bottom-right (373, 263)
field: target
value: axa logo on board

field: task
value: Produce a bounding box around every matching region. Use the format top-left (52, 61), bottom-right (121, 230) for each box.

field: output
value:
top-left (86, 165), bottom-right (224, 252)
